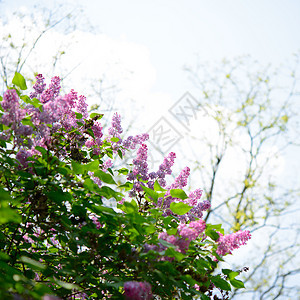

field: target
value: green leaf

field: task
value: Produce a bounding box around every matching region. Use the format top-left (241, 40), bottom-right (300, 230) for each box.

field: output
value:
top-left (206, 223), bottom-right (224, 235)
top-left (0, 188), bottom-right (21, 224)
top-left (75, 112), bottom-right (83, 119)
top-left (169, 202), bottom-right (192, 215)
top-left (84, 160), bottom-right (99, 172)
top-left (110, 137), bottom-right (119, 143)
top-left (123, 200), bottom-right (139, 214)
top-left (222, 269), bottom-right (239, 280)
top-left (35, 146), bottom-right (47, 156)
top-left (230, 278), bottom-right (245, 289)
top-left (20, 256), bottom-right (46, 271)
top-left (170, 189), bottom-right (188, 200)
top-left (99, 186), bottom-right (123, 201)
top-left (118, 168), bottom-right (129, 175)
top-left (210, 275), bottom-right (231, 291)
top-left (222, 269), bottom-right (245, 288)
top-left (90, 113), bottom-right (103, 120)
top-left (205, 228), bottom-right (220, 241)
top-left (117, 149), bottom-right (123, 159)
top-left (165, 247), bottom-right (185, 261)
top-left (94, 170), bottom-right (116, 185)
top-left (12, 72), bottom-right (27, 90)
top-left (158, 238), bottom-right (177, 249)
top-left (141, 185), bottom-right (159, 202)
top-left (71, 161), bottom-right (85, 174)
top-left (154, 180), bottom-right (166, 192)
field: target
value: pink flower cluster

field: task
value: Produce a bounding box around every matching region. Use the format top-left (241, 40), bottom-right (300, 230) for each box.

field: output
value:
top-left (124, 281), bottom-right (152, 300)
top-left (158, 219), bottom-right (206, 255)
top-left (168, 166), bottom-right (190, 191)
top-left (216, 230), bottom-right (251, 256)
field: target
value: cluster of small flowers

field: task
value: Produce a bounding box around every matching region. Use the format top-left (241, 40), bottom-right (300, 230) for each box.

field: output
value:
top-left (123, 133), bottom-right (149, 150)
top-left (91, 216), bottom-right (103, 230)
top-left (148, 152), bottom-right (176, 188)
top-left (107, 112), bottom-right (123, 152)
top-left (0, 74), bottom-right (94, 166)
top-left (155, 166), bottom-right (191, 216)
top-left (216, 230), bottom-right (251, 256)
top-left (102, 159), bottom-right (113, 172)
top-left (0, 89), bottom-right (28, 142)
top-left (144, 219), bottom-right (207, 261)
top-left (123, 281), bottom-right (152, 300)
top-left (159, 219), bottom-right (206, 254)
top-left (127, 144), bottom-right (149, 195)
top-left (1, 75), bottom-right (146, 170)
top-left (168, 166), bottom-right (190, 191)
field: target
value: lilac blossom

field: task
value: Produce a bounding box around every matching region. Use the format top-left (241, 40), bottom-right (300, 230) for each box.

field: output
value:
top-left (123, 133), bottom-right (149, 150)
top-left (216, 230), bottom-right (251, 256)
top-left (30, 74), bottom-right (46, 99)
top-left (187, 188), bottom-right (203, 206)
top-left (128, 144), bottom-right (149, 182)
top-left (168, 166), bottom-right (190, 191)
top-left (1, 89), bottom-right (19, 111)
top-left (102, 159), bottom-right (113, 172)
top-left (40, 76), bottom-right (61, 104)
top-left (108, 112), bottom-right (123, 137)
top-left (124, 281), bottom-right (152, 300)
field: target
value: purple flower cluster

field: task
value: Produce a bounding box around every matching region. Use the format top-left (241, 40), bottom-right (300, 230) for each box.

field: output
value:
top-left (108, 112), bottom-right (123, 137)
top-left (123, 133), bottom-right (149, 150)
top-left (187, 189), bottom-right (203, 206)
top-left (128, 143), bottom-right (149, 184)
top-left (29, 74), bottom-right (46, 98)
top-left (102, 159), bottom-right (113, 172)
top-left (168, 166), bottom-right (190, 191)
top-left (124, 281), bottom-right (152, 300)
top-left (39, 76), bottom-right (61, 104)
top-left (151, 152), bottom-right (176, 187)
top-left (150, 219), bottom-right (206, 259)
top-left (216, 230), bottom-right (251, 256)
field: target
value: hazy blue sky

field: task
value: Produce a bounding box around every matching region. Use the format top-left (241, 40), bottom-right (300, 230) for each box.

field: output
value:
top-left (2, 0), bottom-right (300, 99)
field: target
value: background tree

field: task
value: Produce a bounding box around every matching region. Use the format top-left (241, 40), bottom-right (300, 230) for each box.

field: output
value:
top-left (180, 56), bottom-right (300, 299)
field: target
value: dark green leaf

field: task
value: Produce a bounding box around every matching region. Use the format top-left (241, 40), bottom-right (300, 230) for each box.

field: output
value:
top-left (205, 228), bottom-right (220, 241)
top-left (210, 275), bottom-right (231, 291)
top-left (71, 161), bottom-right (85, 174)
top-left (20, 256), bottom-right (45, 271)
top-left (75, 112), bottom-right (83, 119)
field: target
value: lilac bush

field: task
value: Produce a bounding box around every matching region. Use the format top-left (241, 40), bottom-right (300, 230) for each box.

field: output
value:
top-left (0, 73), bottom-right (251, 300)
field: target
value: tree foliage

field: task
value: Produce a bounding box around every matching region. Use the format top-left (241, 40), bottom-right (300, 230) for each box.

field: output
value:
top-left (183, 56), bottom-right (300, 299)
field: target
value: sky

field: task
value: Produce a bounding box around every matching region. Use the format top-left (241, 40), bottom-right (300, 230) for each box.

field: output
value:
top-left (0, 0), bottom-right (299, 182)
top-left (0, 0), bottom-right (299, 173)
